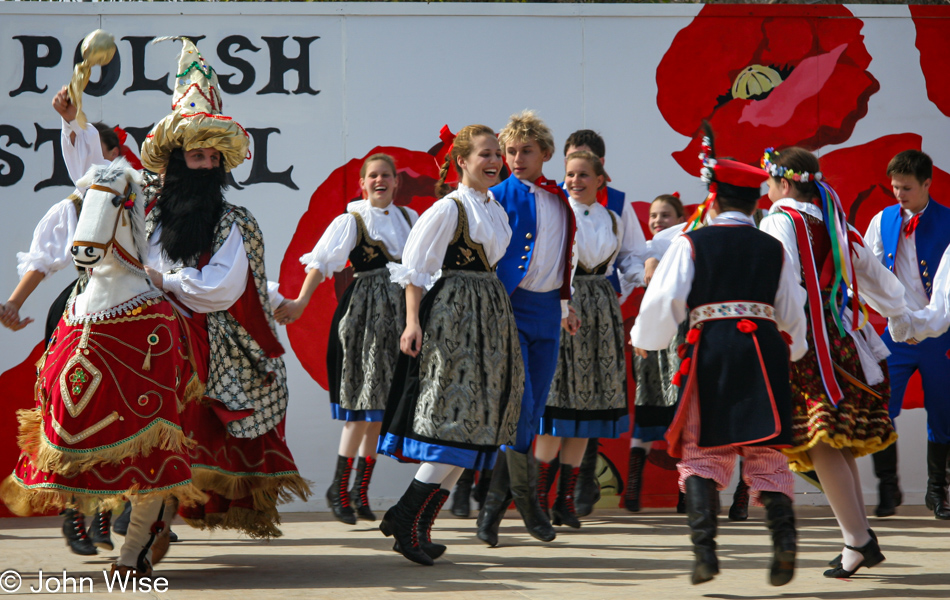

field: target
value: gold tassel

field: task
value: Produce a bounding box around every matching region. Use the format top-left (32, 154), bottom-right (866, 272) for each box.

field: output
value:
top-left (142, 345), bottom-right (152, 371)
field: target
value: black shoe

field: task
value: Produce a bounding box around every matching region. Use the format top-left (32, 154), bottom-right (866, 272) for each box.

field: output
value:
top-left (823, 535), bottom-right (885, 578)
top-left (168, 529), bottom-right (179, 543)
top-left (382, 488), bottom-right (450, 559)
top-left (685, 476), bottom-right (719, 585)
top-left (729, 467), bottom-right (750, 522)
top-left (676, 491), bottom-right (687, 514)
top-left (112, 501), bottom-right (132, 536)
top-left (451, 469), bottom-right (475, 518)
top-left (624, 447), bottom-right (646, 513)
top-left (326, 455), bottom-right (357, 525)
top-left (506, 450), bottom-right (555, 542)
top-left (89, 511), bottom-right (114, 551)
top-left (925, 441), bottom-right (950, 520)
top-left (350, 456), bottom-right (378, 521)
top-left (551, 464), bottom-right (581, 529)
top-left (381, 479), bottom-right (440, 566)
top-left (61, 509), bottom-right (98, 556)
top-left (574, 439), bottom-right (601, 517)
top-left (761, 492), bottom-right (796, 586)
top-left (829, 529), bottom-right (876, 568)
top-left (872, 444), bottom-right (902, 517)
top-left (476, 455), bottom-right (511, 547)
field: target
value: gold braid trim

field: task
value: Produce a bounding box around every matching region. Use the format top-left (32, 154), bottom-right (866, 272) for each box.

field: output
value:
top-left (783, 429), bottom-right (898, 472)
top-left (0, 474), bottom-right (207, 517)
top-left (190, 467), bottom-right (312, 507)
top-left (23, 414), bottom-right (196, 477)
top-left (183, 505), bottom-right (283, 539)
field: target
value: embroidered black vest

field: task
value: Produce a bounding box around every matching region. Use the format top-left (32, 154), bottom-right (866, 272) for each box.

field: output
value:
top-left (442, 197), bottom-right (493, 272)
top-left (576, 211), bottom-right (618, 276)
top-left (348, 207), bottom-right (411, 273)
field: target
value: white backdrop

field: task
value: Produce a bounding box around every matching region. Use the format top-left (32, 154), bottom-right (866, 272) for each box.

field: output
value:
top-left (0, 3), bottom-right (939, 511)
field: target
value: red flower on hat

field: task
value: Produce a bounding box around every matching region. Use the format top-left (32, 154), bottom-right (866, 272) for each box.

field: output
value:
top-left (818, 133), bottom-right (950, 236)
top-left (657, 5), bottom-right (879, 174)
top-left (911, 6), bottom-right (950, 118)
top-left (278, 147), bottom-right (441, 389)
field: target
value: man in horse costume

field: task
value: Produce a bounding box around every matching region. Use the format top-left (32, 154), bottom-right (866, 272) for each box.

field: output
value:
top-left (138, 37), bottom-right (310, 540)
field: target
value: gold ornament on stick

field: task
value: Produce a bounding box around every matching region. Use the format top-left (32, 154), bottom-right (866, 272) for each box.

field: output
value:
top-left (68, 30), bottom-right (117, 129)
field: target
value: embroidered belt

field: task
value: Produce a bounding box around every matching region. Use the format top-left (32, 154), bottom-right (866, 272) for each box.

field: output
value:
top-left (689, 301), bottom-right (776, 328)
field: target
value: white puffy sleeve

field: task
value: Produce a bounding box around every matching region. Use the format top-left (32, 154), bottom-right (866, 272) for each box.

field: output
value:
top-left (62, 118), bottom-right (108, 189)
top-left (850, 226), bottom-right (907, 319)
top-left (161, 223), bottom-right (250, 313)
top-left (774, 252), bottom-right (809, 361)
top-left (389, 198), bottom-right (459, 289)
top-left (902, 245), bottom-right (950, 341)
top-left (267, 281), bottom-right (285, 310)
top-left (299, 213), bottom-right (357, 279)
top-left (17, 199), bottom-right (79, 277)
top-left (630, 235), bottom-right (694, 350)
top-left (759, 213), bottom-right (803, 286)
top-left (614, 206), bottom-right (648, 294)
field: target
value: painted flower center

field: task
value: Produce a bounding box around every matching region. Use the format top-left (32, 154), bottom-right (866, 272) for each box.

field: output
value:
top-left (732, 65), bottom-right (784, 100)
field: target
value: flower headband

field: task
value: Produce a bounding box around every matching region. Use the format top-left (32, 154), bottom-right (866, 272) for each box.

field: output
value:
top-left (761, 147), bottom-right (823, 183)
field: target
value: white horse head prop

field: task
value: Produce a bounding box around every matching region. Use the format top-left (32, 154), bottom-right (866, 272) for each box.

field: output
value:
top-left (71, 158), bottom-right (159, 321)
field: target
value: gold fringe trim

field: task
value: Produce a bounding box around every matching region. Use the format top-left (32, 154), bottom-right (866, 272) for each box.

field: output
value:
top-left (783, 429), bottom-right (898, 472)
top-left (190, 468), bottom-right (312, 508)
top-left (182, 374), bottom-right (206, 405)
top-left (16, 408), bottom-right (43, 456)
top-left (182, 505), bottom-right (283, 540)
top-left (29, 418), bottom-right (197, 477)
top-left (0, 474), bottom-right (207, 517)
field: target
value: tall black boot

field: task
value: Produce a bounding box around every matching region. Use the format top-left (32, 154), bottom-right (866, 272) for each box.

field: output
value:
top-left (574, 439), bottom-right (601, 517)
top-left (326, 455), bottom-right (357, 525)
top-left (382, 488), bottom-right (450, 559)
top-left (476, 456), bottom-right (512, 547)
top-left (451, 469), bottom-right (475, 518)
top-left (925, 441), bottom-right (950, 520)
top-left (90, 510), bottom-right (114, 551)
top-left (761, 491), bottom-right (797, 586)
top-left (507, 449), bottom-right (556, 542)
top-left (624, 447), bottom-right (646, 512)
top-left (536, 459), bottom-right (557, 520)
top-left (685, 476), bottom-right (719, 585)
top-left (472, 468), bottom-right (493, 509)
top-left (350, 456), bottom-right (377, 521)
top-left (381, 479), bottom-right (440, 566)
top-left (872, 444), bottom-right (902, 517)
top-left (61, 508), bottom-right (98, 556)
top-left (729, 461), bottom-right (750, 522)
top-left (552, 464), bottom-right (581, 528)
top-left (113, 501), bottom-right (132, 536)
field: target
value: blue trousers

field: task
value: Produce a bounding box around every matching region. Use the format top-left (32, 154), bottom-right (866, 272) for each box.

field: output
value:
top-left (508, 288), bottom-right (563, 453)
top-left (882, 328), bottom-right (950, 443)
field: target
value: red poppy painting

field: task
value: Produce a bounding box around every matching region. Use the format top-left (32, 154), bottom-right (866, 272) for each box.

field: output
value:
top-left (911, 6), bottom-right (950, 118)
top-left (657, 5), bottom-right (880, 175)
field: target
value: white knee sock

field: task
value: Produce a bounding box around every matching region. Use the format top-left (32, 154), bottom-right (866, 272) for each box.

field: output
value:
top-left (631, 439), bottom-right (653, 451)
top-left (809, 443), bottom-right (872, 570)
top-left (415, 462), bottom-right (462, 486)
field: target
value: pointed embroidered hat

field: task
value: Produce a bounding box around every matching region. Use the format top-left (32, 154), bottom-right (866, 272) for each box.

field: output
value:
top-left (140, 37), bottom-right (250, 173)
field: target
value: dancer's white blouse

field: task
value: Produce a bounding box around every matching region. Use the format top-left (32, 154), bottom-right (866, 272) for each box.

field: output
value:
top-left (570, 199), bottom-right (640, 287)
top-left (390, 184), bottom-right (511, 289)
top-left (61, 116), bottom-right (283, 313)
top-left (300, 200), bottom-right (418, 279)
top-left (632, 212), bottom-right (808, 361)
top-left (760, 198), bottom-right (908, 384)
top-left (17, 199), bottom-right (79, 277)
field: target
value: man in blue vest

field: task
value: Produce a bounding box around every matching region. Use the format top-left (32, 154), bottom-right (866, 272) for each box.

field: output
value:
top-left (864, 150), bottom-right (950, 519)
top-left (476, 110), bottom-right (577, 546)
top-left (559, 130), bottom-right (646, 516)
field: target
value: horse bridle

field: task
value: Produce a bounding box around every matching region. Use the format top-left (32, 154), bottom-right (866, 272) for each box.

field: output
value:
top-left (72, 183), bottom-right (145, 270)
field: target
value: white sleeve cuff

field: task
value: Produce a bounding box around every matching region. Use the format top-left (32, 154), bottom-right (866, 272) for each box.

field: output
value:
top-left (389, 262), bottom-right (438, 289)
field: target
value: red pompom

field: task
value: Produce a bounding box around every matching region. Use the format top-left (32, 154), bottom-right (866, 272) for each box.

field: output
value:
top-left (737, 319), bottom-right (758, 333)
top-left (781, 331), bottom-right (793, 346)
top-left (672, 371), bottom-right (683, 387)
top-left (679, 357), bottom-right (692, 375)
top-left (677, 343), bottom-right (688, 359)
top-left (686, 328), bottom-right (701, 345)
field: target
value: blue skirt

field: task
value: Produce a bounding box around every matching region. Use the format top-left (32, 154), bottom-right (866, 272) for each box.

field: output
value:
top-left (377, 433), bottom-right (499, 470)
top-left (331, 405), bottom-right (385, 422)
top-left (538, 414), bottom-right (630, 439)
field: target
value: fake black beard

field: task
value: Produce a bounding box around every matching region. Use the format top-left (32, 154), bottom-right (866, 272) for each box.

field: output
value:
top-left (156, 152), bottom-right (228, 265)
